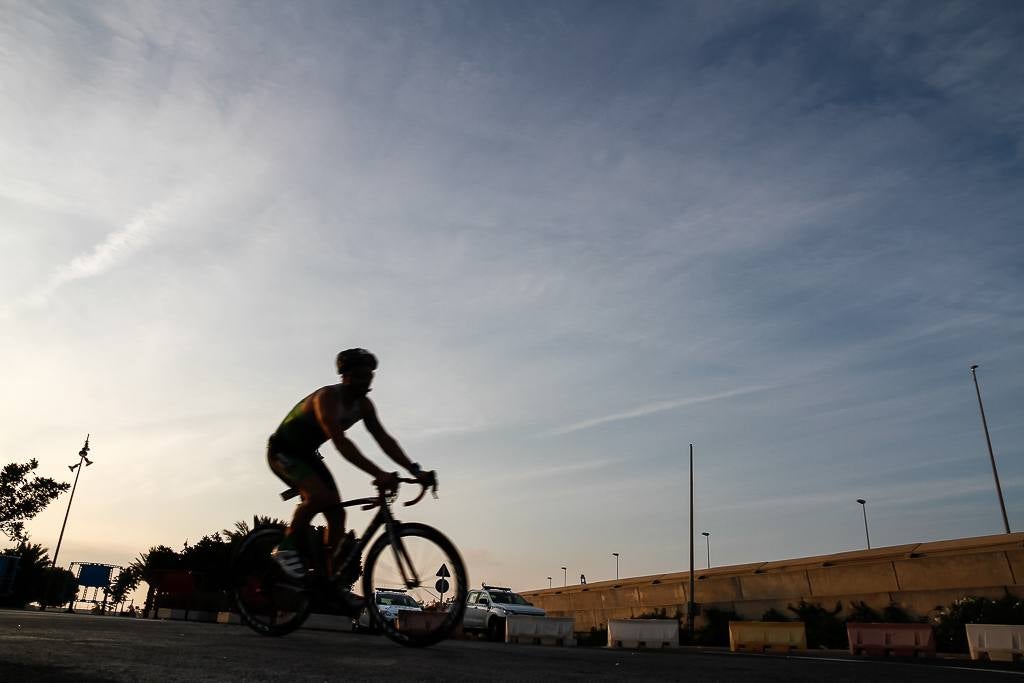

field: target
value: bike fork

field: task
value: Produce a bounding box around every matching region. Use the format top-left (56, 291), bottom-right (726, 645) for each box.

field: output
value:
top-left (386, 524), bottom-right (420, 589)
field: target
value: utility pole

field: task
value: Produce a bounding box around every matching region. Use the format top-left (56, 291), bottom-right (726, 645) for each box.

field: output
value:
top-left (688, 443), bottom-right (695, 640)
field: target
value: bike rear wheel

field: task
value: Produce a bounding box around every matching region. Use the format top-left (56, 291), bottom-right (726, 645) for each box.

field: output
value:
top-left (362, 522), bottom-right (468, 647)
top-left (232, 526), bottom-right (313, 636)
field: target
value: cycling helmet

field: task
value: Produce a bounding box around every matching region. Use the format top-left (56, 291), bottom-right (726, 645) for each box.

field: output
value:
top-left (336, 348), bottom-right (378, 375)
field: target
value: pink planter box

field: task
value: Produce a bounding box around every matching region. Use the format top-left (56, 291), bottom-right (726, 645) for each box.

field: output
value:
top-left (395, 611), bottom-right (463, 639)
top-left (846, 623), bottom-right (936, 658)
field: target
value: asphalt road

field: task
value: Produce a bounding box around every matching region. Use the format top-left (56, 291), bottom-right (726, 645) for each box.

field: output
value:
top-left (2, 610), bottom-right (1023, 682)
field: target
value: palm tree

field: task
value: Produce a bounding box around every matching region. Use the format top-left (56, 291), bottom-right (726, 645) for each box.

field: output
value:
top-left (108, 565), bottom-right (141, 610)
top-left (223, 516), bottom-right (288, 543)
top-left (130, 545), bottom-right (180, 618)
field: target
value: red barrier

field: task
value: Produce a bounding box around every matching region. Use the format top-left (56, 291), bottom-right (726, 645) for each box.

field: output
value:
top-left (396, 611), bottom-right (463, 639)
top-left (846, 623), bottom-right (936, 658)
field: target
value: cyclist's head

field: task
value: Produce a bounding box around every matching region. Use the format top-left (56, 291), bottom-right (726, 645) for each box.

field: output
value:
top-left (336, 348), bottom-right (377, 394)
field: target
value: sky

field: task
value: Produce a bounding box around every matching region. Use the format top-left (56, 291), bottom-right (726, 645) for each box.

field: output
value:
top-left (2, 1), bottom-right (1023, 597)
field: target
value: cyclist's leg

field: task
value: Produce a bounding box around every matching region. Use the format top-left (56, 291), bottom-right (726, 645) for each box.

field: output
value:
top-left (267, 449), bottom-right (338, 572)
top-left (301, 456), bottom-right (348, 563)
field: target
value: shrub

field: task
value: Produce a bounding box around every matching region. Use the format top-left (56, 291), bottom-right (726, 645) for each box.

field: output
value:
top-left (761, 608), bottom-right (789, 622)
top-left (846, 601), bottom-right (881, 623)
top-left (695, 607), bottom-right (738, 646)
top-left (846, 600), bottom-right (918, 624)
top-left (788, 600), bottom-right (845, 649)
top-left (932, 593), bottom-right (1024, 653)
top-left (881, 602), bottom-right (916, 623)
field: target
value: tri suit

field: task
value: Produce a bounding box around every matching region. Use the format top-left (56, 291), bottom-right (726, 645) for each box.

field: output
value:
top-left (267, 387), bottom-right (363, 495)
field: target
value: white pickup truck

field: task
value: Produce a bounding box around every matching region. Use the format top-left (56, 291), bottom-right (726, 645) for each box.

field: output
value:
top-left (462, 584), bottom-right (546, 641)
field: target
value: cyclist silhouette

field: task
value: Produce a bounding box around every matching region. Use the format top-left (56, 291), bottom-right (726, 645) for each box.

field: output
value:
top-left (266, 348), bottom-right (431, 610)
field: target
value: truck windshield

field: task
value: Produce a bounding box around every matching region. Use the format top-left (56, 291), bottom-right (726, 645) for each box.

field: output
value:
top-left (489, 592), bottom-right (530, 605)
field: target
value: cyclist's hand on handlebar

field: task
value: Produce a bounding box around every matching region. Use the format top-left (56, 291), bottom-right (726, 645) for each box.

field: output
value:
top-left (374, 470), bottom-right (400, 495)
top-left (412, 468), bottom-right (436, 488)
top-left (407, 463), bottom-right (438, 498)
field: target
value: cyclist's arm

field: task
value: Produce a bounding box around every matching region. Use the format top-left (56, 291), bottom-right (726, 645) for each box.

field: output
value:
top-left (313, 390), bottom-right (389, 480)
top-left (360, 397), bottom-right (418, 473)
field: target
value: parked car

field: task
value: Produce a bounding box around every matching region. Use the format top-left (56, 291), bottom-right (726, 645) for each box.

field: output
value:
top-left (462, 584), bottom-right (545, 641)
top-left (357, 588), bottom-right (422, 632)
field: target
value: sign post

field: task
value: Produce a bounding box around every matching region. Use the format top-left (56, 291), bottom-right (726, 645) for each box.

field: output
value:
top-left (435, 564), bottom-right (451, 607)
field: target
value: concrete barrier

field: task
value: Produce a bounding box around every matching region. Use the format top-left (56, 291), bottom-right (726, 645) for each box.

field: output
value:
top-left (728, 621), bottom-right (806, 653)
top-left (846, 623), bottom-right (935, 658)
top-left (216, 611), bottom-right (241, 625)
top-left (607, 619), bottom-right (679, 649)
top-left (303, 614), bottom-right (354, 632)
top-left (155, 608), bottom-right (187, 620)
top-left (505, 615), bottom-right (575, 646)
top-left (186, 610), bottom-right (217, 623)
top-left (966, 624), bottom-right (1024, 662)
top-left (396, 611), bottom-right (462, 639)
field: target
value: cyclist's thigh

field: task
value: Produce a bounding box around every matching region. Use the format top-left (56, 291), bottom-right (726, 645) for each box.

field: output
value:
top-left (268, 449), bottom-right (340, 508)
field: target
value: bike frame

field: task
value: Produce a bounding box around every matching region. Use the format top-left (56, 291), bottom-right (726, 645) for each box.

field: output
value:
top-left (282, 478), bottom-right (430, 590)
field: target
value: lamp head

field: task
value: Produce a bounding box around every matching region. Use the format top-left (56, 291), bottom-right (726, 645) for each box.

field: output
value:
top-left (856, 498), bottom-right (866, 505)
top-left (69, 463), bottom-right (78, 472)
top-left (702, 532), bottom-right (710, 537)
top-left (970, 364), bottom-right (979, 371)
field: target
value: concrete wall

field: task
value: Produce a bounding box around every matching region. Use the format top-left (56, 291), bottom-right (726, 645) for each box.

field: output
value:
top-left (521, 533), bottom-right (1024, 632)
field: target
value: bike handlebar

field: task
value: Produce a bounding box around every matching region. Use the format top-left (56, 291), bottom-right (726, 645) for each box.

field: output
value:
top-left (279, 471), bottom-right (438, 507)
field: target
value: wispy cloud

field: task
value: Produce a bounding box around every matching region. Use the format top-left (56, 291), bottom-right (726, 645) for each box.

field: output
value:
top-left (7, 197), bottom-right (175, 317)
top-left (542, 386), bottom-right (773, 437)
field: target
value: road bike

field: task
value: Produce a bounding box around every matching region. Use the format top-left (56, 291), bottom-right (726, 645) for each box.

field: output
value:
top-left (231, 475), bottom-right (468, 647)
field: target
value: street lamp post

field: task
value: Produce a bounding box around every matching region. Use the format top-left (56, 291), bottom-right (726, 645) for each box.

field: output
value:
top-left (970, 364), bottom-right (1011, 534)
top-left (856, 498), bottom-right (871, 549)
top-left (53, 435), bottom-right (94, 567)
top-left (547, 576), bottom-right (552, 588)
top-left (43, 435), bottom-right (93, 611)
top-left (612, 552), bottom-right (619, 580)
top-left (701, 532), bottom-right (711, 569)
top-left (688, 444), bottom-right (695, 640)
top-left (561, 566), bottom-right (567, 587)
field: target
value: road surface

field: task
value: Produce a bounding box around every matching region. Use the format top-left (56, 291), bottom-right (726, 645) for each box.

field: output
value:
top-left (2, 610), bottom-right (1022, 681)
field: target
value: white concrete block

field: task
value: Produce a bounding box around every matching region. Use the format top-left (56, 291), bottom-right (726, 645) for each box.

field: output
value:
top-left (608, 619), bottom-right (679, 649)
top-left (966, 624), bottom-right (1024, 662)
top-left (505, 615), bottom-right (576, 646)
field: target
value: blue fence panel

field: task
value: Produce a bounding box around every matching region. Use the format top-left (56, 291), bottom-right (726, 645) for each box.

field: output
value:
top-left (78, 563), bottom-right (114, 589)
top-left (0, 555), bottom-right (19, 596)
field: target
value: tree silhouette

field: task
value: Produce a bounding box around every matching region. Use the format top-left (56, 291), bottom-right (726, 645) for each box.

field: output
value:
top-left (130, 545), bottom-right (181, 618)
top-left (1, 459), bottom-right (70, 542)
top-left (0, 540), bottom-right (78, 608)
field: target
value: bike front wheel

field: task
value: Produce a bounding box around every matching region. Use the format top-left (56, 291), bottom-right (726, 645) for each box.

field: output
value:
top-left (362, 522), bottom-right (468, 647)
top-left (232, 526), bottom-right (313, 637)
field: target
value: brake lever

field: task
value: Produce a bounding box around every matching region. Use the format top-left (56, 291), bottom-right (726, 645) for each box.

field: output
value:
top-left (404, 471), bottom-right (438, 505)
top-left (404, 484), bottom-right (428, 506)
